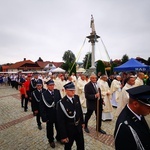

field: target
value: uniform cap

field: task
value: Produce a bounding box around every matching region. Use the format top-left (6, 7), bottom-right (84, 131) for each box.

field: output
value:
top-left (46, 80), bottom-right (54, 85)
top-left (64, 82), bottom-right (75, 90)
top-left (36, 79), bottom-right (43, 85)
top-left (33, 72), bottom-right (38, 75)
top-left (127, 85), bottom-right (150, 106)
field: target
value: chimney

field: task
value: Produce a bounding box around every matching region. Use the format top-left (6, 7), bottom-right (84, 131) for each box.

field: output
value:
top-left (24, 58), bottom-right (26, 61)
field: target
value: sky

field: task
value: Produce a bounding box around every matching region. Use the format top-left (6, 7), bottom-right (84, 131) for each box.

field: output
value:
top-left (0, 0), bottom-right (150, 64)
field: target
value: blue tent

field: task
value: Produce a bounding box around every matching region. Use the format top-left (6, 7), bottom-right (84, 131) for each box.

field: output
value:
top-left (114, 58), bottom-right (149, 72)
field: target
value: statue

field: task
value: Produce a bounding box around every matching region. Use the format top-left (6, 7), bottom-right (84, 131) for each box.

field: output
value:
top-left (90, 15), bottom-right (96, 34)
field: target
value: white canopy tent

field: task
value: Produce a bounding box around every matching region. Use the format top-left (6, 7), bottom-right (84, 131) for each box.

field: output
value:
top-left (76, 68), bottom-right (86, 73)
top-left (52, 67), bottom-right (65, 73)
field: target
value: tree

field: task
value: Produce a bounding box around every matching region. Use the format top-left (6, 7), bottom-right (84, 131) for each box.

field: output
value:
top-left (62, 50), bottom-right (76, 74)
top-left (37, 57), bottom-right (43, 62)
top-left (147, 57), bottom-right (150, 65)
top-left (83, 52), bottom-right (91, 69)
top-left (96, 60), bottom-right (105, 75)
top-left (111, 62), bottom-right (118, 74)
top-left (121, 54), bottom-right (129, 64)
top-left (62, 50), bottom-right (75, 63)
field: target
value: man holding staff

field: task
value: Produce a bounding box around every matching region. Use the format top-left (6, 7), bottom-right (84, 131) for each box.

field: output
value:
top-left (84, 73), bottom-right (106, 134)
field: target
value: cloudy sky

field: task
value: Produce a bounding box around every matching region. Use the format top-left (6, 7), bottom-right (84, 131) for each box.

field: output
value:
top-left (0, 0), bottom-right (150, 64)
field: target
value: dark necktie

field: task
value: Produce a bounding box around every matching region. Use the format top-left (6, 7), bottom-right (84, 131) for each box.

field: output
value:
top-left (93, 83), bottom-right (98, 92)
top-left (51, 91), bottom-right (54, 96)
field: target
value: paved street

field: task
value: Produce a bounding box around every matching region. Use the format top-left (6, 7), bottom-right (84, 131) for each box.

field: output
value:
top-left (0, 85), bottom-right (149, 150)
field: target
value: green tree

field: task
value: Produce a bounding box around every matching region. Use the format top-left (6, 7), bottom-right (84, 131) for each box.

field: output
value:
top-left (111, 62), bottom-right (118, 74)
top-left (36, 57), bottom-right (43, 62)
top-left (96, 60), bottom-right (105, 75)
top-left (62, 50), bottom-right (75, 63)
top-left (83, 52), bottom-right (91, 69)
top-left (62, 50), bottom-right (76, 74)
top-left (147, 57), bottom-right (150, 65)
top-left (121, 54), bottom-right (129, 64)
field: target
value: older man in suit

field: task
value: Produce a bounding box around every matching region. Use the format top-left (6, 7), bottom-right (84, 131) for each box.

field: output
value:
top-left (84, 73), bottom-right (106, 134)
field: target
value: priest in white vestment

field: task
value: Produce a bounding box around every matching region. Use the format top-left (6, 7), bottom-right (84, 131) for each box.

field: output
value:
top-left (110, 76), bottom-right (122, 107)
top-left (135, 72), bottom-right (144, 87)
top-left (97, 75), bottom-right (113, 121)
top-left (115, 76), bottom-right (136, 116)
top-left (77, 74), bottom-right (87, 108)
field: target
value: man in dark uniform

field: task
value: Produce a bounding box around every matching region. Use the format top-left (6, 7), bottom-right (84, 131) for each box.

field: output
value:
top-left (29, 72), bottom-right (40, 93)
top-left (114, 85), bottom-right (150, 150)
top-left (31, 79), bottom-right (46, 130)
top-left (40, 80), bottom-right (61, 148)
top-left (84, 73), bottom-right (106, 134)
top-left (29, 72), bottom-right (42, 114)
top-left (57, 82), bottom-right (85, 150)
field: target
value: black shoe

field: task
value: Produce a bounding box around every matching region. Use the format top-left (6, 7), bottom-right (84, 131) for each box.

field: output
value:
top-left (38, 125), bottom-right (42, 130)
top-left (84, 127), bottom-right (90, 133)
top-left (24, 109), bottom-right (27, 112)
top-left (99, 129), bottom-right (106, 134)
top-left (49, 142), bottom-right (55, 148)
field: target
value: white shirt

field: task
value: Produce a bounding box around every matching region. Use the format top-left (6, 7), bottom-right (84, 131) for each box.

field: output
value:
top-left (67, 96), bottom-right (74, 103)
top-left (127, 104), bottom-right (141, 120)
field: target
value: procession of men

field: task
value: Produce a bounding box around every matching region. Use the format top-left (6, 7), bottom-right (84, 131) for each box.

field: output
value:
top-left (0, 71), bottom-right (150, 149)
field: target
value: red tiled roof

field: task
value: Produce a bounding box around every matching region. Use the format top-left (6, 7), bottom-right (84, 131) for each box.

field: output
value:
top-left (36, 61), bottom-right (63, 68)
top-left (52, 62), bottom-right (63, 68)
top-left (36, 61), bottom-right (50, 68)
top-left (1, 65), bottom-right (9, 71)
top-left (7, 59), bottom-right (64, 70)
top-left (9, 60), bottom-right (40, 69)
top-left (2, 65), bottom-right (9, 69)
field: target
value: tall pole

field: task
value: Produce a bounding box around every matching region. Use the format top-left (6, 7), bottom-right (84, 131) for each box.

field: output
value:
top-left (87, 15), bottom-right (100, 72)
top-left (91, 42), bottom-right (95, 68)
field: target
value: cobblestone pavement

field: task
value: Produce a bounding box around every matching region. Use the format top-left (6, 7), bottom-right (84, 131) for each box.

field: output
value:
top-left (0, 85), bottom-right (149, 150)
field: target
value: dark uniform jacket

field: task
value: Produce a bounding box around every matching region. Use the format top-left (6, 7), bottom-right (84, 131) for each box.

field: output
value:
top-left (31, 88), bottom-right (46, 112)
top-left (57, 95), bottom-right (84, 139)
top-left (40, 89), bottom-right (61, 123)
top-left (84, 81), bottom-right (103, 110)
top-left (29, 79), bottom-right (43, 95)
top-left (114, 105), bottom-right (150, 150)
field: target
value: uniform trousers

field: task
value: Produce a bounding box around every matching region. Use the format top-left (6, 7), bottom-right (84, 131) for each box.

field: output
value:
top-left (46, 121), bottom-right (60, 142)
top-left (64, 125), bottom-right (84, 150)
top-left (11, 81), bottom-right (15, 88)
top-left (36, 111), bottom-right (41, 126)
top-left (24, 91), bottom-right (30, 111)
top-left (21, 94), bottom-right (25, 107)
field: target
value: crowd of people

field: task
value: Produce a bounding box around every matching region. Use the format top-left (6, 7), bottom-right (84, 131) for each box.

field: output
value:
top-left (0, 71), bottom-right (150, 149)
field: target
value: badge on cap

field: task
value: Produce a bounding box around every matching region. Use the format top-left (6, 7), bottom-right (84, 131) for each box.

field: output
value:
top-left (36, 79), bottom-right (43, 85)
